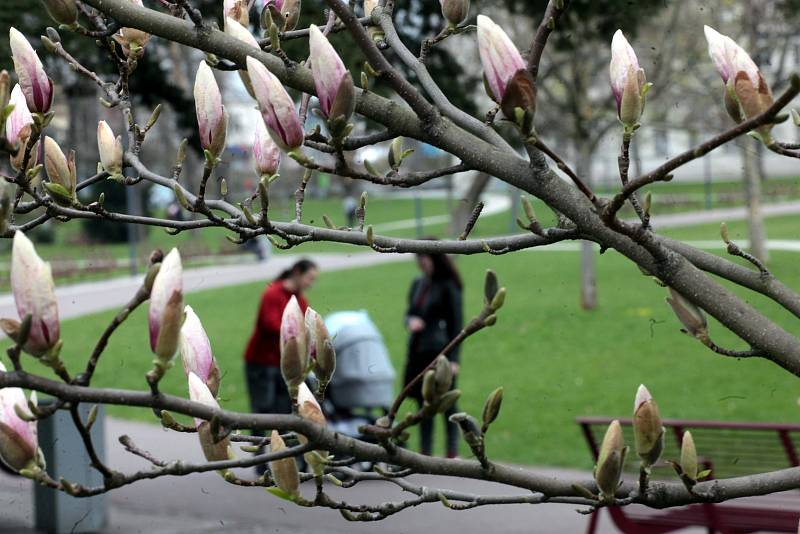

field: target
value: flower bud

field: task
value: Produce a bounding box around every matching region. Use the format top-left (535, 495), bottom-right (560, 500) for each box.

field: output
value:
top-left (269, 430), bottom-right (300, 498)
top-left (421, 369), bottom-right (437, 404)
top-left (188, 372), bottom-right (232, 463)
top-left (148, 248), bottom-right (183, 363)
top-left (253, 117), bottom-right (281, 177)
top-left (594, 419), bottom-right (625, 501)
top-left (633, 384), bottom-right (663, 467)
top-left (610, 30), bottom-right (649, 130)
top-left (296, 383), bottom-right (327, 475)
top-left (305, 309), bottom-right (335, 387)
top-left (440, 0), bottom-right (469, 27)
top-left (5, 86), bottom-right (33, 148)
top-left (308, 25), bottom-right (353, 122)
top-left (704, 25), bottom-right (773, 134)
top-left (42, 0), bottom-right (78, 25)
top-left (9, 28), bottom-right (53, 114)
top-left (0, 363), bottom-right (41, 472)
top-left (666, 288), bottom-right (708, 341)
top-left (280, 295), bottom-right (308, 399)
top-left (114, 0), bottom-right (151, 59)
top-left (500, 70), bottom-right (537, 131)
top-left (476, 16), bottom-right (526, 105)
top-left (180, 306), bottom-right (221, 397)
top-left (97, 120), bottom-right (123, 176)
top-left (43, 136), bottom-right (76, 200)
top-left (481, 386), bottom-right (503, 431)
top-left (223, 0), bottom-right (249, 27)
top-left (194, 62), bottom-right (227, 159)
top-left (680, 430), bottom-right (697, 481)
top-left (246, 57), bottom-right (304, 152)
top-left (10, 231), bottom-right (60, 357)
top-left (267, 0), bottom-right (300, 31)
top-left (433, 354), bottom-right (452, 395)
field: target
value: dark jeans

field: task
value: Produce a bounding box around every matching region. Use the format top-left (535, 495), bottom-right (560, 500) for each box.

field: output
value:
top-left (245, 362), bottom-right (292, 473)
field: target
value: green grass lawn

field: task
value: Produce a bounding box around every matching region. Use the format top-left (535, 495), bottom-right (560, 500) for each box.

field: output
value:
top-left (8, 232), bottom-right (800, 470)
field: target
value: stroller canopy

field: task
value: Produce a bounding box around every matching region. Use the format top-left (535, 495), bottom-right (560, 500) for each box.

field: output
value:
top-left (324, 310), bottom-right (396, 410)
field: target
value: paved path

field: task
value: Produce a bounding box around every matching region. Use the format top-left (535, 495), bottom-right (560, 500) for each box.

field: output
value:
top-left (644, 200), bottom-right (800, 229)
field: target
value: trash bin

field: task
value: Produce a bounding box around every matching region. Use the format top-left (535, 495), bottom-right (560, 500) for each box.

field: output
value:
top-left (33, 401), bottom-right (108, 533)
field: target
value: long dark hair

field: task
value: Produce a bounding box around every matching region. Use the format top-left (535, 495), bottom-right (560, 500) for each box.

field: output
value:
top-left (417, 240), bottom-right (462, 289)
top-left (276, 259), bottom-right (318, 281)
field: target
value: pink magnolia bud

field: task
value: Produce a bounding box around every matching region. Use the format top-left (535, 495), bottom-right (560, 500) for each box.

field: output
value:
top-left (223, 0), bottom-right (249, 28)
top-left (279, 295), bottom-right (308, 398)
top-left (253, 117), bottom-right (281, 177)
top-left (224, 17), bottom-right (259, 49)
top-left (296, 382), bottom-right (325, 426)
top-left (188, 372), bottom-right (231, 463)
top-left (97, 120), bottom-right (123, 176)
top-left (180, 305), bottom-right (221, 397)
top-left (148, 248), bottom-right (183, 363)
top-left (308, 25), bottom-right (352, 121)
top-left (5, 85), bottom-right (33, 147)
top-left (610, 30), bottom-right (648, 129)
top-left (194, 62), bottom-right (227, 158)
top-left (9, 28), bottom-right (53, 114)
top-left (246, 56), bottom-right (304, 151)
top-left (0, 363), bottom-right (40, 472)
top-left (703, 25), bottom-right (773, 130)
top-left (10, 231), bottom-right (60, 357)
top-left (304, 307), bottom-right (321, 359)
top-left (476, 15), bottom-right (525, 104)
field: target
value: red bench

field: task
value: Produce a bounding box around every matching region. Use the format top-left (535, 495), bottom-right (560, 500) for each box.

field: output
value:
top-left (577, 416), bottom-right (800, 533)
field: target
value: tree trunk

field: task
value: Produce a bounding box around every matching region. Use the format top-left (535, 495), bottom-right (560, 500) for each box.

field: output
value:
top-left (449, 172), bottom-right (490, 237)
top-left (575, 144), bottom-right (597, 310)
top-left (742, 144), bottom-right (768, 263)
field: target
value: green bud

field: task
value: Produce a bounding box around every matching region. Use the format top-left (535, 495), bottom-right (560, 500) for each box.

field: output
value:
top-left (594, 420), bottom-right (625, 501)
top-left (680, 430), bottom-right (698, 481)
top-left (421, 369), bottom-right (437, 404)
top-left (665, 288), bottom-right (708, 340)
top-left (484, 270), bottom-right (499, 304)
top-left (433, 355), bottom-right (452, 395)
top-left (481, 386), bottom-right (503, 432)
top-left (436, 389), bottom-right (461, 413)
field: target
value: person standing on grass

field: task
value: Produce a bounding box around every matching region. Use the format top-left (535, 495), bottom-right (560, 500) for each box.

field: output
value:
top-left (244, 259), bottom-right (318, 471)
top-left (404, 247), bottom-right (463, 458)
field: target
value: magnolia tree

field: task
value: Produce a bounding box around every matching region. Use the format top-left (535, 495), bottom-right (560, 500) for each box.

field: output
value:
top-left (0, 0), bottom-right (799, 522)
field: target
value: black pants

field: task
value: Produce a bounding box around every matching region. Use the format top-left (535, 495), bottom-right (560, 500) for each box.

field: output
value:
top-left (245, 362), bottom-right (292, 473)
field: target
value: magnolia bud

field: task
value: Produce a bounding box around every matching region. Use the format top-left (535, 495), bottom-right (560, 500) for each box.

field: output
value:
top-left (280, 296), bottom-right (308, 399)
top-left (315, 338), bottom-right (336, 389)
top-left (0, 363), bottom-right (40, 472)
top-left (433, 354), bottom-right (452, 395)
top-left (436, 389), bottom-right (460, 414)
top-left (43, 136), bottom-right (76, 201)
top-left (0, 70), bottom-right (9, 109)
top-left (188, 372), bottom-right (232, 465)
top-left (421, 369), bottom-right (437, 404)
top-left (477, 16), bottom-right (525, 105)
top-left (5, 85), bottom-right (33, 149)
top-left (223, 17), bottom-right (260, 98)
top-left (11, 231), bottom-right (60, 357)
top-left (269, 430), bottom-right (300, 498)
top-left (253, 117), bottom-right (281, 177)
top-left (595, 419), bottom-right (625, 501)
top-left (296, 383), bottom-right (327, 475)
top-left (42, 0), bottom-right (78, 25)
top-left (500, 69), bottom-right (537, 131)
top-left (666, 288), bottom-right (708, 340)
top-left (610, 30), bottom-right (649, 130)
top-left (9, 28), bottom-right (54, 114)
top-left (97, 120), bottom-right (123, 176)
top-left (180, 305), bottom-right (221, 397)
top-left (114, 0), bottom-right (151, 59)
top-left (223, 0), bottom-right (249, 27)
top-left (633, 384), bottom-right (663, 467)
top-left (704, 25), bottom-right (773, 135)
top-left (481, 386), bottom-right (503, 431)
top-left (149, 248), bottom-right (183, 363)
top-left (246, 57), bottom-right (304, 152)
top-left (440, 0), bottom-right (469, 27)
top-left (308, 25), bottom-right (352, 123)
top-left (680, 430), bottom-right (698, 481)
top-left (194, 62), bottom-right (227, 159)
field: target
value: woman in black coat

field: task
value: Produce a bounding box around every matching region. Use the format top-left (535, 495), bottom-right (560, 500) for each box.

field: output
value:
top-left (404, 250), bottom-right (463, 457)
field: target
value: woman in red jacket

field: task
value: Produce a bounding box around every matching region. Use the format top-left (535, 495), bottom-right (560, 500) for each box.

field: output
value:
top-left (244, 259), bottom-right (318, 438)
